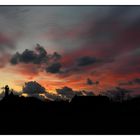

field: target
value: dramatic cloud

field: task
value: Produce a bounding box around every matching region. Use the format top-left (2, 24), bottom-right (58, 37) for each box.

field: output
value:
top-left (56, 86), bottom-right (75, 99)
top-left (77, 56), bottom-right (99, 67)
top-left (1, 6), bottom-right (140, 95)
top-left (56, 86), bottom-right (95, 100)
top-left (119, 78), bottom-right (140, 86)
top-left (10, 44), bottom-right (62, 74)
top-left (133, 79), bottom-right (140, 84)
top-left (51, 6), bottom-right (140, 82)
top-left (21, 81), bottom-right (65, 101)
top-left (87, 78), bottom-right (93, 85)
top-left (23, 81), bottom-right (46, 94)
top-left (51, 52), bottom-right (61, 61)
top-left (10, 44), bottom-right (48, 65)
top-left (46, 63), bottom-right (62, 73)
top-left (101, 87), bottom-right (132, 101)
top-left (87, 78), bottom-right (99, 86)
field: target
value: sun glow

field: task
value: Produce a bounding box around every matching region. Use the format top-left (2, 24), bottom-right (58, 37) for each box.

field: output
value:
top-left (21, 93), bottom-right (28, 97)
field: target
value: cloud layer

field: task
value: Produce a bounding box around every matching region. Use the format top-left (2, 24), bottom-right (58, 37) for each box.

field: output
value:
top-left (0, 6), bottom-right (140, 95)
top-left (10, 44), bottom-right (62, 74)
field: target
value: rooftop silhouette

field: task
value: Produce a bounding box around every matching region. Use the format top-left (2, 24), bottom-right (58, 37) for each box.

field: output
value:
top-left (0, 84), bottom-right (140, 134)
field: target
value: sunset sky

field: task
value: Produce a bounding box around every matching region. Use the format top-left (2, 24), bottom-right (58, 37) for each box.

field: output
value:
top-left (0, 6), bottom-right (140, 95)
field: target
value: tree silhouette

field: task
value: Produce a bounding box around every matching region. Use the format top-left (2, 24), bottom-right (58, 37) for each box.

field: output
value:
top-left (4, 85), bottom-right (9, 97)
top-left (101, 87), bottom-right (131, 102)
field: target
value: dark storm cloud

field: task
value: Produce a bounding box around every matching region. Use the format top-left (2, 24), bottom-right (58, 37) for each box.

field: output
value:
top-left (133, 78), bottom-right (140, 84)
top-left (101, 87), bottom-right (132, 101)
top-left (10, 44), bottom-right (62, 74)
top-left (119, 78), bottom-right (140, 86)
top-left (12, 50), bottom-right (37, 64)
top-left (10, 44), bottom-right (48, 65)
top-left (65, 6), bottom-right (140, 65)
top-left (56, 86), bottom-right (95, 100)
top-left (87, 78), bottom-right (99, 86)
top-left (21, 81), bottom-right (64, 101)
top-left (35, 44), bottom-right (48, 64)
top-left (51, 52), bottom-right (61, 61)
top-left (46, 63), bottom-right (62, 73)
top-left (77, 56), bottom-right (99, 66)
top-left (84, 6), bottom-right (134, 40)
top-left (23, 81), bottom-right (46, 94)
top-left (87, 78), bottom-right (93, 85)
top-left (69, 6), bottom-right (140, 78)
top-left (56, 86), bottom-right (75, 99)
top-left (3, 6), bottom-right (140, 88)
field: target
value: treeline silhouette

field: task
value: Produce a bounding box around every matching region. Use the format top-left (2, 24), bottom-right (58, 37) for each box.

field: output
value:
top-left (1, 85), bottom-right (140, 134)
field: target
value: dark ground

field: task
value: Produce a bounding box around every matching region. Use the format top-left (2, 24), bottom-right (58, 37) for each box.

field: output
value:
top-left (0, 94), bottom-right (140, 135)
